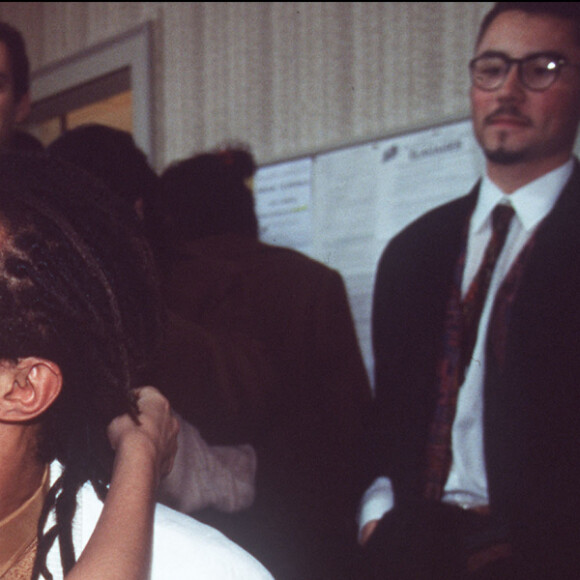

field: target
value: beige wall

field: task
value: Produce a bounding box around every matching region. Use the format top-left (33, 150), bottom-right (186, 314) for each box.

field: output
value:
top-left (0, 2), bottom-right (493, 171)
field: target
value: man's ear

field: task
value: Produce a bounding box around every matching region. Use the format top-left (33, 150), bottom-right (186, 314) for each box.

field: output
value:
top-left (14, 91), bottom-right (30, 124)
top-left (0, 357), bottom-right (62, 422)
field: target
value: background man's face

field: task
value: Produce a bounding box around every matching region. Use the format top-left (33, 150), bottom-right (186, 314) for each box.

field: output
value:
top-left (0, 41), bottom-right (29, 149)
top-left (471, 10), bottom-right (580, 170)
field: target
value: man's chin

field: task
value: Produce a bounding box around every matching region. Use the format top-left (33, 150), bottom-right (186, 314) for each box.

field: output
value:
top-left (483, 147), bottom-right (527, 165)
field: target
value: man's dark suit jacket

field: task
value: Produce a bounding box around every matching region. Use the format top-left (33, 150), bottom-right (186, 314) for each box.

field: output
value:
top-left (369, 163), bottom-right (580, 578)
top-left (158, 233), bottom-right (372, 580)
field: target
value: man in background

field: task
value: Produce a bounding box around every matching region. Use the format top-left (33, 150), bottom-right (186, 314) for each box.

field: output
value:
top-left (0, 21), bottom-right (30, 149)
top-left (48, 124), bottom-right (260, 518)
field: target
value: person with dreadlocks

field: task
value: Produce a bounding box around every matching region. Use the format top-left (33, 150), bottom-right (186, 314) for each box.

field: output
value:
top-left (0, 151), bottom-right (272, 579)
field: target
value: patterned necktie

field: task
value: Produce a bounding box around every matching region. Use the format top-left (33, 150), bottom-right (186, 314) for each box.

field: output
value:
top-left (459, 203), bottom-right (514, 382)
top-left (424, 202), bottom-right (514, 500)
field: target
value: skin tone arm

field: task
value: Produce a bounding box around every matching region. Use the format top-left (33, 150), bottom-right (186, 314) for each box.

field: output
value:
top-left (64, 386), bottom-right (179, 580)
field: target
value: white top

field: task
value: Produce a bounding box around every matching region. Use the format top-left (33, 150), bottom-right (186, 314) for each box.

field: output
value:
top-left (45, 462), bottom-right (273, 579)
top-left (358, 159), bottom-right (574, 533)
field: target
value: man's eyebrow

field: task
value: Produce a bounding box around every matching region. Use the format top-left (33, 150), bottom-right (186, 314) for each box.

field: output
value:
top-left (475, 49), bottom-right (567, 60)
top-left (475, 50), bottom-right (509, 59)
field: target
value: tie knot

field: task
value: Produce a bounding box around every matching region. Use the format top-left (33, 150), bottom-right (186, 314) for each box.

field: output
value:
top-left (492, 203), bottom-right (515, 233)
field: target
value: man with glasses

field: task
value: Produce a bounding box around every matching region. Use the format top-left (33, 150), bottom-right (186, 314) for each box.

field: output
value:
top-left (357, 3), bottom-right (580, 579)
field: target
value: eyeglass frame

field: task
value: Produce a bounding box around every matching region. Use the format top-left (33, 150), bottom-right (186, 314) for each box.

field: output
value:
top-left (469, 51), bottom-right (580, 92)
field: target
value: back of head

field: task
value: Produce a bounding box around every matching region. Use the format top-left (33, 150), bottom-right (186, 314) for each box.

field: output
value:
top-left (47, 124), bottom-right (159, 209)
top-left (477, 2), bottom-right (580, 47)
top-left (8, 129), bottom-right (44, 152)
top-left (0, 20), bottom-right (29, 102)
top-left (160, 148), bottom-right (258, 242)
top-left (0, 151), bottom-right (163, 577)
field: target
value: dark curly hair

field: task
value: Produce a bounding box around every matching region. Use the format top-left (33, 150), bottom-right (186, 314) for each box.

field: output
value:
top-left (0, 152), bottom-right (164, 578)
top-left (160, 147), bottom-right (258, 242)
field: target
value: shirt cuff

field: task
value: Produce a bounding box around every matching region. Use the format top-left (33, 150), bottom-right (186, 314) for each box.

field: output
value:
top-left (357, 476), bottom-right (394, 539)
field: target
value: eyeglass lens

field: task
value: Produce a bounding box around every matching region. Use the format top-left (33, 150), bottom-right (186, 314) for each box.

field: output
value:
top-left (471, 55), bottom-right (560, 91)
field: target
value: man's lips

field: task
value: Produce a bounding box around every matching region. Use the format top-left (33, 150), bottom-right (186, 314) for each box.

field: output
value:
top-left (484, 109), bottom-right (532, 127)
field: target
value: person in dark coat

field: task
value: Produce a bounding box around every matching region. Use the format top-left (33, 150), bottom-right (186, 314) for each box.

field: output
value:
top-left (158, 148), bottom-right (372, 580)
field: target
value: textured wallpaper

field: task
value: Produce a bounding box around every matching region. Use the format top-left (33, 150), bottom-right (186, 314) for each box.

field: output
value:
top-left (0, 2), bottom-right (492, 169)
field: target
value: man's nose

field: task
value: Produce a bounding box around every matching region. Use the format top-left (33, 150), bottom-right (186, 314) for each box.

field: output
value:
top-left (496, 64), bottom-right (526, 101)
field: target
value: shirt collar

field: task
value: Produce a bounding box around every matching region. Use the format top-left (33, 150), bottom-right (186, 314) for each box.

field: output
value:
top-left (472, 158), bottom-right (574, 234)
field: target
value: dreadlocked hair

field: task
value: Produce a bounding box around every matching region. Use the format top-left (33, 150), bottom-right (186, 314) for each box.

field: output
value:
top-left (0, 152), bottom-right (165, 579)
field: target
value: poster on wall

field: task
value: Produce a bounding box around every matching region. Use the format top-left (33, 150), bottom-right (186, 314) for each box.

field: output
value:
top-left (374, 119), bottom-right (484, 251)
top-left (313, 143), bottom-right (380, 377)
top-left (254, 157), bottom-right (313, 255)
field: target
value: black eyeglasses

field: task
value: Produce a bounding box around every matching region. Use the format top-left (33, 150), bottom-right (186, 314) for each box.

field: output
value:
top-left (469, 52), bottom-right (580, 92)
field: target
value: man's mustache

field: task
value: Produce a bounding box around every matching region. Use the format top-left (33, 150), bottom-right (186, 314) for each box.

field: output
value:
top-left (484, 107), bottom-right (532, 126)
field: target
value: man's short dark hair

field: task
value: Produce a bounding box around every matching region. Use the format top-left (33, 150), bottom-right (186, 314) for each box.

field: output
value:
top-left (0, 21), bottom-right (29, 102)
top-left (477, 3), bottom-right (580, 48)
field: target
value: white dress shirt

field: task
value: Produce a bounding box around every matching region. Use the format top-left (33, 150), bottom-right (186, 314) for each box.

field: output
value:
top-left (358, 159), bottom-right (574, 533)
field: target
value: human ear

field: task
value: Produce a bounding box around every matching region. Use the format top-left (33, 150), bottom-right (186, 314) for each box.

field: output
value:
top-left (0, 357), bottom-right (62, 422)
